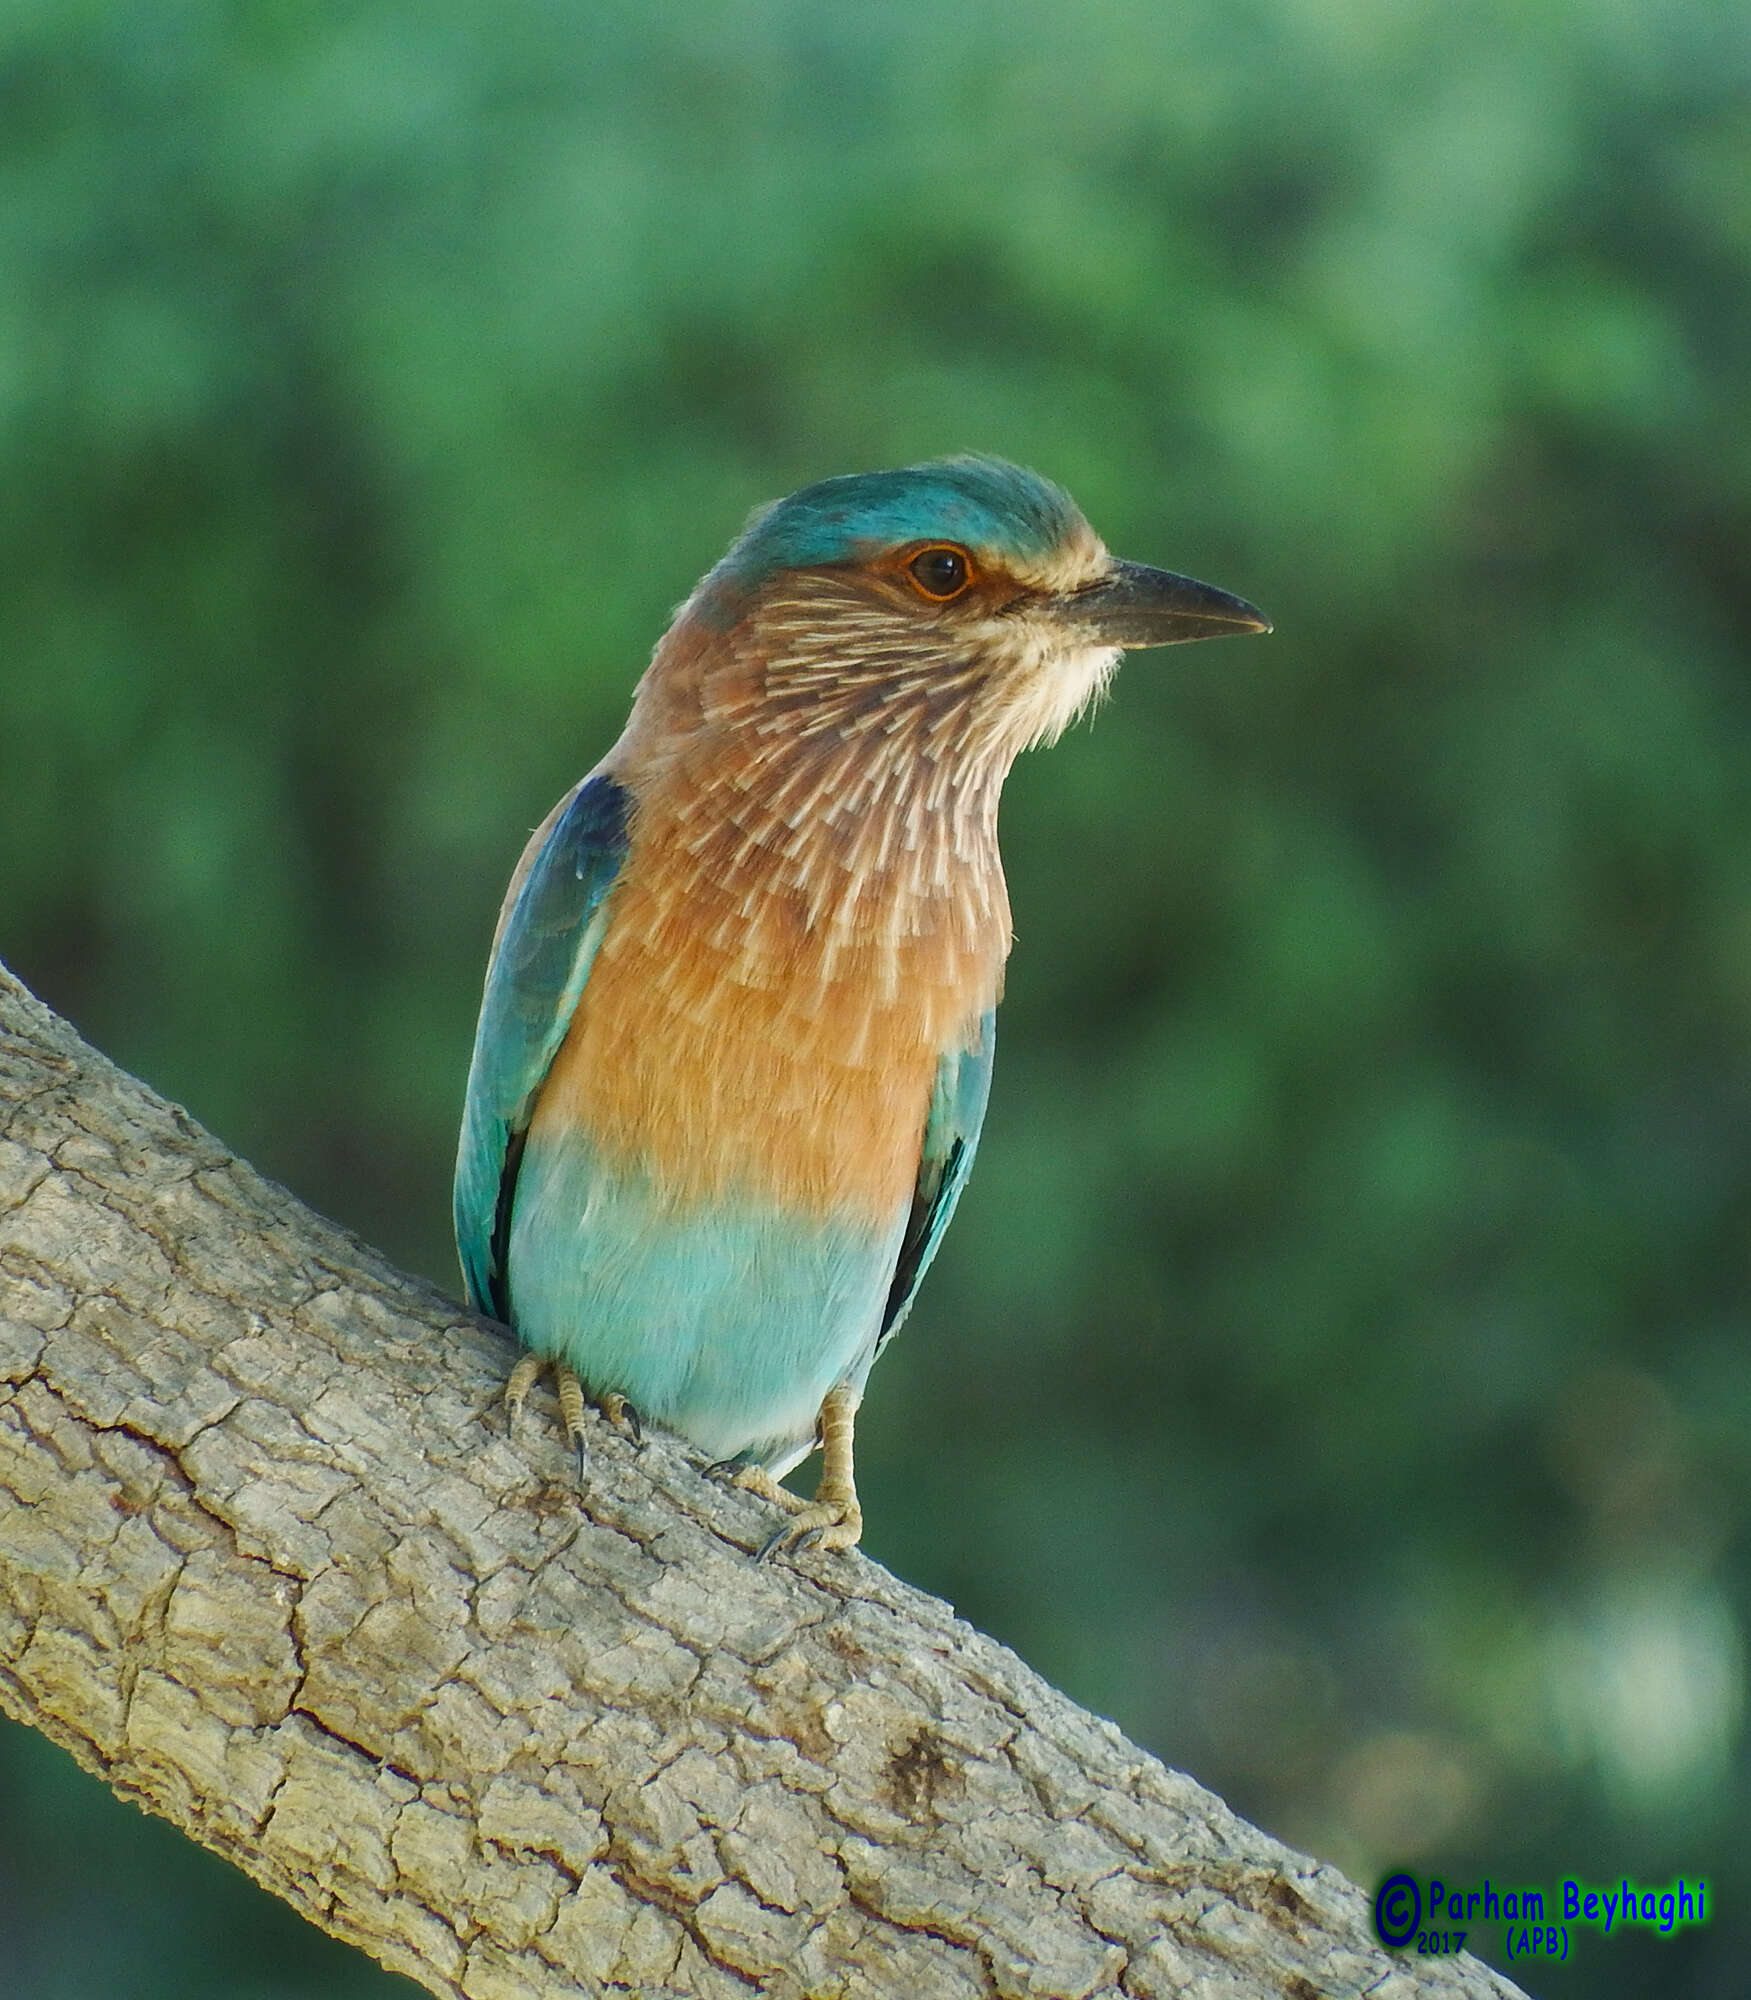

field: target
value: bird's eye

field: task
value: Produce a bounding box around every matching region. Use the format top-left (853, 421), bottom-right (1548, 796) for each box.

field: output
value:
top-left (907, 545), bottom-right (973, 601)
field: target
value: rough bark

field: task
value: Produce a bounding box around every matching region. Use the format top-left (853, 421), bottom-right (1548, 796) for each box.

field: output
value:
top-left (0, 960), bottom-right (1524, 2000)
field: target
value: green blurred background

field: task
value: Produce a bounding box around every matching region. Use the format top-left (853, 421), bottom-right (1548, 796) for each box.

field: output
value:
top-left (3, 1), bottom-right (1748, 1993)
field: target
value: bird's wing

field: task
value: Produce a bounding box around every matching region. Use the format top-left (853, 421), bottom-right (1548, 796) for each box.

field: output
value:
top-left (454, 772), bottom-right (632, 1320)
top-left (876, 1009), bottom-right (996, 1353)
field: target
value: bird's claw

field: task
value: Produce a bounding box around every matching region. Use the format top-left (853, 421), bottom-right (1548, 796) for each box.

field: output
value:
top-left (504, 1352), bottom-right (545, 1428)
top-left (598, 1391), bottom-right (642, 1444)
top-left (504, 1356), bottom-right (641, 1482)
top-left (756, 1495), bottom-right (864, 1562)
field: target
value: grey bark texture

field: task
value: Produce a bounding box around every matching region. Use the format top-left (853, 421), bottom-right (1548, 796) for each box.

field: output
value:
top-left (0, 961), bottom-right (1526, 2000)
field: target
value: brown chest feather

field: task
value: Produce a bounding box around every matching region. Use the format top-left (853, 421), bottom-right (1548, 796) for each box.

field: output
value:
top-left (530, 799), bottom-right (1007, 1222)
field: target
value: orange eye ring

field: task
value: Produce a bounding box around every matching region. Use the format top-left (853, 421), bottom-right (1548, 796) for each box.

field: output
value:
top-left (906, 544), bottom-right (975, 601)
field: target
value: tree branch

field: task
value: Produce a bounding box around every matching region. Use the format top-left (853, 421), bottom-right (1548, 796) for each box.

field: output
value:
top-left (0, 961), bottom-right (1522, 2000)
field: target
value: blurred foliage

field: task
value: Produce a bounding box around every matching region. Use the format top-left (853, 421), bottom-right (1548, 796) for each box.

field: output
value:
top-left (3, 0), bottom-right (1749, 1994)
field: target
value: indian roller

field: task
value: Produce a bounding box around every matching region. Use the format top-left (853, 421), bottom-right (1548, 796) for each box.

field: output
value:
top-left (455, 456), bottom-right (1268, 1554)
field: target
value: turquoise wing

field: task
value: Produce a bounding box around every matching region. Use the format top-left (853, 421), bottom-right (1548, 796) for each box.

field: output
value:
top-left (877, 1010), bottom-right (996, 1352)
top-left (454, 772), bottom-right (632, 1320)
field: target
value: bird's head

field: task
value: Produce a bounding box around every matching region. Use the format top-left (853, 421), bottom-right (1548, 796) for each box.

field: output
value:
top-left (673, 455), bottom-right (1268, 766)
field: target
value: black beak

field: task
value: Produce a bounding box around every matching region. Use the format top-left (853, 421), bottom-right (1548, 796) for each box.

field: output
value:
top-left (1062, 559), bottom-right (1271, 648)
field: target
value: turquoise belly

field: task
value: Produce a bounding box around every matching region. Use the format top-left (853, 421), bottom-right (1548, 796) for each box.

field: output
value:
top-left (506, 1130), bottom-right (906, 1472)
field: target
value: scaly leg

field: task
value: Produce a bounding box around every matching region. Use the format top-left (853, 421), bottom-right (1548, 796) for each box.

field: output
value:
top-left (504, 1353), bottom-right (640, 1479)
top-left (748, 1383), bottom-right (864, 1560)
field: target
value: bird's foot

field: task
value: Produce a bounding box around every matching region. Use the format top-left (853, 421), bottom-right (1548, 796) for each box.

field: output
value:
top-left (756, 1484), bottom-right (864, 1560)
top-left (734, 1383), bottom-right (865, 1560)
top-left (505, 1354), bottom-right (641, 1480)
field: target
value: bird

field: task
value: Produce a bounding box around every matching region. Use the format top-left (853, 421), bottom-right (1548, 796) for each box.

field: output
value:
top-left (454, 455), bottom-right (1268, 1555)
